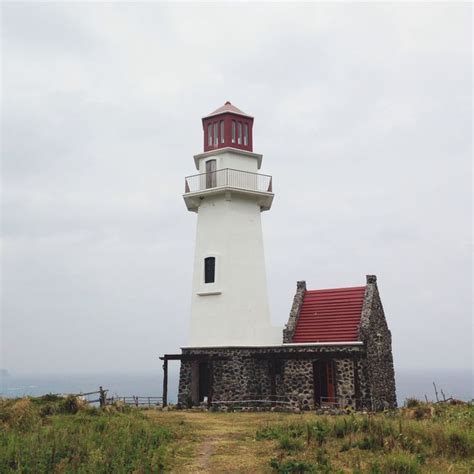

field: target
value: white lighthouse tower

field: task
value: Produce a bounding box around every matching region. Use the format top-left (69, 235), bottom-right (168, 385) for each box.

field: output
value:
top-left (183, 102), bottom-right (281, 347)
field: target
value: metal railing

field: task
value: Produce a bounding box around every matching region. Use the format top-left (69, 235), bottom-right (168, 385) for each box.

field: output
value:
top-left (185, 168), bottom-right (272, 194)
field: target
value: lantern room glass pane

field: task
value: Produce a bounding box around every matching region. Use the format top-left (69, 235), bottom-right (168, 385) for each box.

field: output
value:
top-left (214, 123), bottom-right (218, 145)
top-left (231, 121), bottom-right (236, 143)
top-left (220, 121), bottom-right (224, 143)
top-left (238, 122), bottom-right (242, 144)
top-left (207, 124), bottom-right (212, 146)
top-left (244, 124), bottom-right (248, 145)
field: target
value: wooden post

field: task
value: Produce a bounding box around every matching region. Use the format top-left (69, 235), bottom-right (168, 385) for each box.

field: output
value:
top-left (162, 357), bottom-right (168, 407)
top-left (208, 359), bottom-right (214, 409)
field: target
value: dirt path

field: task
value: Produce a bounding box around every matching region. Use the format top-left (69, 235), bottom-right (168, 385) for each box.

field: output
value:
top-left (147, 411), bottom-right (297, 473)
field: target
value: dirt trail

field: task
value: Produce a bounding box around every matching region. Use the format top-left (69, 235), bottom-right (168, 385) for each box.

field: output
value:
top-left (148, 411), bottom-right (292, 473)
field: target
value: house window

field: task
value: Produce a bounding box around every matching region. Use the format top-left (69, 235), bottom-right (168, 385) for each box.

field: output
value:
top-left (204, 257), bottom-right (215, 283)
top-left (231, 121), bottom-right (236, 143)
top-left (214, 122), bottom-right (218, 146)
top-left (207, 123), bottom-right (212, 146)
top-left (220, 121), bottom-right (224, 143)
top-left (244, 123), bottom-right (248, 145)
top-left (238, 122), bottom-right (242, 144)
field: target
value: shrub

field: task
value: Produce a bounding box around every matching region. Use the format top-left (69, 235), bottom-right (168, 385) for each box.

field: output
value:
top-left (278, 434), bottom-right (303, 452)
top-left (312, 421), bottom-right (329, 447)
top-left (379, 453), bottom-right (420, 473)
top-left (356, 435), bottom-right (382, 451)
top-left (60, 395), bottom-right (86, 414)
top-left (1, 398), bottom-right (40, 431)
top-left (256, 425), bottom-right (283, 440)
top-left (405, 398), bottom-right (421, 408)
top-left (270, 458), bottom-right (317, 473)
top-left (445, 430), bottom-right (474, 457)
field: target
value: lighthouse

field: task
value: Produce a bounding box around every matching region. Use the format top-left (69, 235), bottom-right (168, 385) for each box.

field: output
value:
top-left (160, 102), bottom-right (396, 411)
top-left (183, 102), bottom-right (281, 347)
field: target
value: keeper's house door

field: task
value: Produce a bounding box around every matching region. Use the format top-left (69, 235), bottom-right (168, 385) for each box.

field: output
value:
top-left (313, 360), bottom-right (336, 408)
top-left (198, 362), bottom-right (210, 402)
top-left (191, 361), bottom-right (213, 406)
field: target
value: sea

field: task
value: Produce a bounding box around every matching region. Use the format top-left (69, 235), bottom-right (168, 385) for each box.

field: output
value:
top-left (1, 368), bottom-right (472, 406)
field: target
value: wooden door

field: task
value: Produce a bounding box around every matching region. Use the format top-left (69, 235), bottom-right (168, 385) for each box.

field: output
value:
top-left (326, 361), bottom-right (335, 402)
top-left (313, 360), bottom-right (336, 407)
top-left (198, 362), bottom-right (209, 402)
top-left (206, 160), bottom-right (216, 188)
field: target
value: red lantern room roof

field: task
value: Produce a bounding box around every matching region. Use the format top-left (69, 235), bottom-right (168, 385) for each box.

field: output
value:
top-left (201, 102), bottom-right (254, 152)
top-left (203, 101), bottom-right (253, 119)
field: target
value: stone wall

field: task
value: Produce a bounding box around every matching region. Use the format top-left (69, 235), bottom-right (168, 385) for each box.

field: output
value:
top-left (283, 281), bottom-right (306, 343)
top-left (359, 275), bottom-right (397, 409)
top-left (177, 344), bottom-right (365, 410)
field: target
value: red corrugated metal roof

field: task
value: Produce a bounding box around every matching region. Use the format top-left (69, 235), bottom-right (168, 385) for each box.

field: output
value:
top-left (292, 286), bottom-right (366, 343)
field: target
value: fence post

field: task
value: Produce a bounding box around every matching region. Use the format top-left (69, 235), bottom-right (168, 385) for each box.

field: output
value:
top-left (163, 357), bottom-right (168, 407)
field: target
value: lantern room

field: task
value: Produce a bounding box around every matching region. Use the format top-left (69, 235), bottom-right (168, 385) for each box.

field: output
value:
top-left (202, 101), bottom-right (254, 153)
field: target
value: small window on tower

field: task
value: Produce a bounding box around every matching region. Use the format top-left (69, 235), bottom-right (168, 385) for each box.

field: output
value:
top-left (231, 121), bottom-right (236, 143)
top-left (208, 124), bottom-right (212, 146)
top-left (214, 123), bottom-right (218, 146)
top-left (204, 257), bottom-right (215, 284)
top-left (244, 124), bottom-right (248, 145)
top-left (220, 121), bottom-right (224, 143)
top-left (238, 122), bottom-right (242, 144)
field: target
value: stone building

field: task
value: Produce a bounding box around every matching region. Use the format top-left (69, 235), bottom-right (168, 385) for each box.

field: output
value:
top-left (160, 102), bottom-right (396, 411)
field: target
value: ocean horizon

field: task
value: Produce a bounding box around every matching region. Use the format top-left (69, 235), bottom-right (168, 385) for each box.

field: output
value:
top-left (1, 368), bottom-right (471, 406)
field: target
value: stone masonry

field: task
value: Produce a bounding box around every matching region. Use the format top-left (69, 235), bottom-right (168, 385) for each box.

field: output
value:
top-left (176, 275), bottom-right (396, 411)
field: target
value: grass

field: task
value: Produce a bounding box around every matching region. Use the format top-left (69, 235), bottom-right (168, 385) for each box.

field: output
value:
top-left (253, 401), bottom-right (474, 473)
top-left (0, 396), bottom-right (171, 473)
top-left (1, 397), bottom-right (473, 473)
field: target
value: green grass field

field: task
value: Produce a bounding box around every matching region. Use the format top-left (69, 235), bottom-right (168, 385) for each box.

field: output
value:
top-left (1, 395), bottom-right (473, 473)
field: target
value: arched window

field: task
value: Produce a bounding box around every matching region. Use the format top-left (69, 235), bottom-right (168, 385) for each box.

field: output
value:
top-left (213, 122), bottom-right (218, 146)
top-left (204, 257), bottom-right (215, 284)
top-left (207, 123), bottom-right (212, 146)
top-left (231, 121), bottom-right (236, 143)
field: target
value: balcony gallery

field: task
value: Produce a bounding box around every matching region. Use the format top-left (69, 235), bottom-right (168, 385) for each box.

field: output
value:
top-left (183, 168), bottom-right (274, 213)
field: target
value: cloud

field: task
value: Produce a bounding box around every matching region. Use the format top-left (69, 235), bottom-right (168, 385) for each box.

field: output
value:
top-left (1, 2), bottom-right (471, 375)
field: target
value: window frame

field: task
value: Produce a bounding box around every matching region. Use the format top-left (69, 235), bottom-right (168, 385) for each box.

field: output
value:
top-left (207, 123), bottom-right (212, 146)
top-left (204, 256), bottom-right (216, 284)
top-left (213, 122), bottom-right (218, 146)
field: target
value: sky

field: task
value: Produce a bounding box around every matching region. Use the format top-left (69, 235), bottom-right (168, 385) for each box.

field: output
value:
top-left (1, 2), bottom-right (472, 378)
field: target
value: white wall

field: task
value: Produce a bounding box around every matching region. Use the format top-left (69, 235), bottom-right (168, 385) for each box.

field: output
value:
top-left (188, 190), bottom-right (281, 346)
top-left (197, 150), bottom-right (259, 174)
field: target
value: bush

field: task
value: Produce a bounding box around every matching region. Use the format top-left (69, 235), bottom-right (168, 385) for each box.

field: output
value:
top-left (278, 434), bottom-right (303, 452)
top-left (270, 458), bottom-right (318, 473)
top-left (312, 421), bottom-right (329, 446)
top-left (0, 398), bottom-right (40, 431)
top-left (379, 453), bottom-right (420, 473)
top-left (445, 430), bottom-right (474, 457)
top-left (405, 398), bottom-right (421, 408)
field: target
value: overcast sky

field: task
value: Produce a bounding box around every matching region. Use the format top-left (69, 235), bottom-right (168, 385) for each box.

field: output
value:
top-left (1, 2), bottom-right (472, 377)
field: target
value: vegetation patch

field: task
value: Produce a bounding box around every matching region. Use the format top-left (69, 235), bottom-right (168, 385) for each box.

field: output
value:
top-left (0, 396), bottom-right (171, 473)
top-left (255, 400), bottom-right (474, 473)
